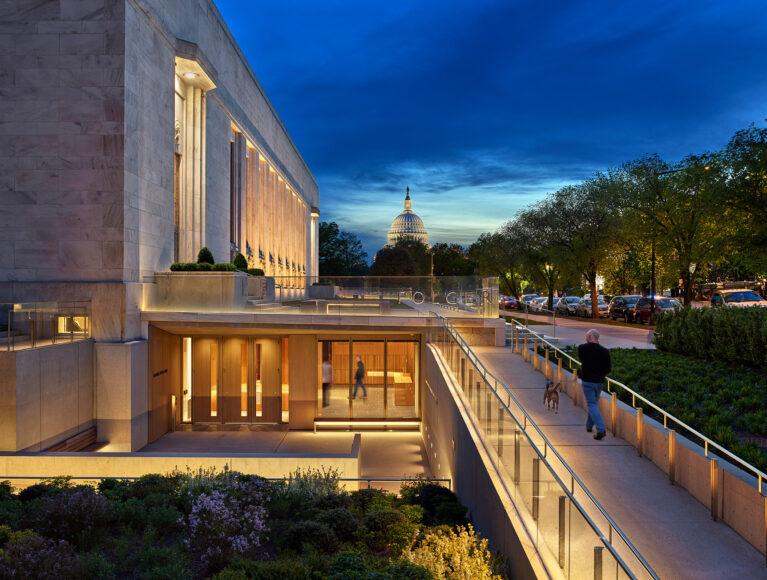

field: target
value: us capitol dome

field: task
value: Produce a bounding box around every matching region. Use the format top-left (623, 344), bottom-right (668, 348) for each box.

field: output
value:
top-left (387, 187), bottom-right (429, 246)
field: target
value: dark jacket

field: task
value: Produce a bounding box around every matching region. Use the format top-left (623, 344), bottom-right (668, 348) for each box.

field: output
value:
top-left (354, 361), bottom-right (365, 381)
top-left (578, 342), bottom-right (611, 383)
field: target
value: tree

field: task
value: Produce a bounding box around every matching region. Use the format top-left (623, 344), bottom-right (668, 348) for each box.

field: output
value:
top-left (468, 232), bottom-right (524, 297)
top-left (528, 176), bottom-right (623, 317)
top-left (431, 243), bottom-right (474, 276)
top-left (621, 154), bottom-right (726, 304)
top-left (318, 222), bottom-right (369, 276)
top-left (369, 238), bottom-right (430, 276)
top-left (369, 245), bottom-right (420, 276)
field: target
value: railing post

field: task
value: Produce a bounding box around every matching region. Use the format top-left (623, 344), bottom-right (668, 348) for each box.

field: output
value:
top-left (611, 392), bottom-right (617, 435)
top-left (476, 381), bottom-right (482, 414)
top-left (497, 404), bottom-right (504, 457)
top-left (636, 408), bottom-right (644, 457)
top-left (558, 496), bottom-right (566, 569)
top-left (710, 458), bottom-right (719, 521)
top-left (558, 357), bottom-right (562, 384)
top-left (532, 457), bottom-right (540, 521)
top-left (523, 333), bottom-right (528, 361)
top-left (594, 546), bottom-right (603, 580)
top-left (513, 428), bottom-right (520, 485)
top-left (668, 429), bottom-right (676, 485)
top-left (486, 388), bottom-right (492, 434)
top-left (544, 347), bottom-right (550, 379)
top-left (572, 369), bottom-right (578, 406)
top-left (533, 340), bottom-right (538, 370)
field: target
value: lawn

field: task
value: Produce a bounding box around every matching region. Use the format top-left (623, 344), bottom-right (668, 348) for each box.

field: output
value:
top-left (0, 469), bottom-right (505, 579)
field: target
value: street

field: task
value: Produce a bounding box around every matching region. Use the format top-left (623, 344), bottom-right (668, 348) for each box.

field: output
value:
top-left (504, 310), bottom-right (655, 349)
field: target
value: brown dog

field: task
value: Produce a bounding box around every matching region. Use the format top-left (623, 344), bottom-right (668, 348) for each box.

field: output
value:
top-left (543, 381), bottom-right (561, 413)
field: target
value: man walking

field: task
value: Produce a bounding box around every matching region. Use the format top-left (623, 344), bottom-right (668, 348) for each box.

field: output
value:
top-left (352, 355), bottom-right (367, 399)
top-left (321, 359), bottom-right (332, 407)
top-left (578, 329), bottom-right (611, 440)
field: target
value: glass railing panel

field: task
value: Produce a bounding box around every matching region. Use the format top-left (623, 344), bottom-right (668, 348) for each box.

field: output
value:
top-left (567, 502), bottom-right (598, 579)
top-left (145, 275), bottom-right (499, 317)
top-left (536, 463), bottom-right (564, 573)
top-left (0, 302), bottom-right (91, 352)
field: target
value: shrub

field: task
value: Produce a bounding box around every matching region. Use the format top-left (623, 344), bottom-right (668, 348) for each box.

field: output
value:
top-left (404, 524), bottom-right (503, 580)
top-left (114, 497), bottom-right (149, 530)
top-left (380, 559), bottom-right (435, 580)
top-left (313, 492), bottom-right (351, 511)
top-left (197, 262), bottom-right (212, 271)
top-left (140, 527), bottom-right (190, 580)
top-left (400, 483), bottom-right (466, 526)
top-left (247, 268), bottom-right (264, 276)
top-left (284, 520), bottom-right (339, 553)
top-left (316, 507), bottom-right (358, 541)
top-left (170, 262), bottom-right (198, 271)
top-left (217, 556), bottom-right (315, 580)
top-left (147, 503), bottom-right (183, 536)
top-left (233, 253), bottom-right (248, 270)
top-left (349, 488), bottom-right (396, 515)
top-left (212, 263), bottom-right (237, 271)
top-left (81, 550), bottom-right (117, 580)
top-left (0, 532), bottom-right (83, 579)
top-left (653, 306), bottom-right (767, 369)
top-left (183, 489), bottom-right (267, 574)
top-left (28, 486), bottom-right (113, 547)
top-left (357, 509), bottom-right (415, 556)
top-left (197, 247), bottom-right (215, 264)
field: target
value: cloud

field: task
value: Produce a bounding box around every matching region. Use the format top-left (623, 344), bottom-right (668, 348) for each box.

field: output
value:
top-left (216, 0), bottom-right (767, 257)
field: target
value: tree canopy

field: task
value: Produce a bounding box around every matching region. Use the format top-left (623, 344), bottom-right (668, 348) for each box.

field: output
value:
top-left (319, 221), bottom-right (369, 276)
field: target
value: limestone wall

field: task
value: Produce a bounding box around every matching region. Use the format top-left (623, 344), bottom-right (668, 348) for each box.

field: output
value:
top-left (0, 340), bottom-right (94, 452)
top-left (0, 1), bottom-right (127, 283)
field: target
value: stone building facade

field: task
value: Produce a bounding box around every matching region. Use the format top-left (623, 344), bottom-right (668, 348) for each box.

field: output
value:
top-left (0, 0), bottom-right (320, 451)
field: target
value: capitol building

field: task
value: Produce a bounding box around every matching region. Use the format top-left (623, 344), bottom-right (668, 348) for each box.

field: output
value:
top-left (387, 187), bottom-right (429, 246)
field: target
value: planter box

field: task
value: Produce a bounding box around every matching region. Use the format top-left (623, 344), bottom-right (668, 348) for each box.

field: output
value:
top-left (153, 271), bottom-right (248, 311)
top-left (247, 276), bottom-right (275, 301)
top-left (308, 284), bottom-right (339, 299)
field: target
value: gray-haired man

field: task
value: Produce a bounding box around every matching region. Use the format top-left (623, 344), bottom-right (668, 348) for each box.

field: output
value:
top-left (578, 329), bottom-right (611, 440)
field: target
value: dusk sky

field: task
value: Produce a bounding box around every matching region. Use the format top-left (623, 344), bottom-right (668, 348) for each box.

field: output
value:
top-left (216, 0), bottom-right (767, 258)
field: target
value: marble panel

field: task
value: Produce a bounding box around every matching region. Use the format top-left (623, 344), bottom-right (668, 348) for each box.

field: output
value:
top-left (60, 0), bottom-right (105, 21)
top-left (14, 34), bottom-right (59, 55)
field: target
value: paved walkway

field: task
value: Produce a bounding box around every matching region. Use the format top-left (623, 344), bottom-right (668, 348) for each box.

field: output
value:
top-left (507, 311), bottom-right (655, 349)
top-left (473, 346), bottom-right (765, 579)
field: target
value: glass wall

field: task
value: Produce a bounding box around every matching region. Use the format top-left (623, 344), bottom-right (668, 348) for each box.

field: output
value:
top-left (317, 338), bottom-right (419, 420)
top-left (386, 341), bottom-right (418, 418)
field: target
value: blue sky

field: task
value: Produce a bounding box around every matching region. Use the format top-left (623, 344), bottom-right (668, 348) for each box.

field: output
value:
top-left (215, 0), bottom-right (767, 258)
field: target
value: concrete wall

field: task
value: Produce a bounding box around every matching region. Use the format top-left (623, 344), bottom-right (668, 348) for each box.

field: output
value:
top-left (0, 340), bottom-right (94, 452)
top-left (288, 334), bottom-right (318, 429)
top-left (423, 345), bottom-right (543, 580)
top-left (95, 339), bottom-right (148, 451)
top-left (0, 433), bottom-right (361, 490)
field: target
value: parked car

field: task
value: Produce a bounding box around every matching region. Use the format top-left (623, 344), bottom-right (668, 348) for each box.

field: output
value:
top-left (575, 298), bottom-right (609, 318)
top-left (531, 297), bottom-right (548, 312)
top-left (634, 297), bottom-right (681, 324)
top-left (556, 296), bottom-right (581, 316)
top-left (608, 295), bottom-right (642, 322)
top-left (499, 295), bottom-right (518, 310)
top-left (544, 297), bottom-right (560, 312)
top-left (711, 289), bottom-right (767, 308)
top-left (518, 294), bottom-right (539, 311)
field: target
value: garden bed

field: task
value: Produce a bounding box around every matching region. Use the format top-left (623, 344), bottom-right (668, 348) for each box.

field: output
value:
top-left (0, 469), bottom-right (505, 579)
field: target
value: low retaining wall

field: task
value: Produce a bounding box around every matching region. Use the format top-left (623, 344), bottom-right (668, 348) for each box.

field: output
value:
top-left (522, 344), bottom-right (767, 556)
top-left (0, 434), bottom-right (362, 490)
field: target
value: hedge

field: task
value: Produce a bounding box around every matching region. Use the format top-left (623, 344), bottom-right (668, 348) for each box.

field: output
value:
top-left (653, 307), bottom-right (767, 369)
top-left (169, 262), bottom-right (236, 272)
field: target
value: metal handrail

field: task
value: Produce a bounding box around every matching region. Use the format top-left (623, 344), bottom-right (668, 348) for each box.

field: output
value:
top-left (510, 318), bottom-right (767, 495)
top-left (433, 313), bottom-right (658, 580)
top-left (0, 475), bottom-right (452, 490)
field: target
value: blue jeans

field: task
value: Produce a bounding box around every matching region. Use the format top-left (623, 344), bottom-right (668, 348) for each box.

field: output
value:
top-left (582, 381), bottom-right (605, 433)
top-left (352, 378), bottom-right (367, 397)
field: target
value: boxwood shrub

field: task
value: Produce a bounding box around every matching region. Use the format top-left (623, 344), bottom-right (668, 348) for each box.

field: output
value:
top-left (653, 307), bottom-right (767, 369)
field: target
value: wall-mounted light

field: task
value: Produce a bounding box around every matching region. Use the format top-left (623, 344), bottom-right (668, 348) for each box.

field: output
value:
top-left (184, 72), bottom-right (197, 80)
top-left (311, 206), bottom-right (320, 218)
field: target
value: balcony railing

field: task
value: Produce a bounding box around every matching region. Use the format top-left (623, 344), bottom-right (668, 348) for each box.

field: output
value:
top-left (431, 313), bottom-right (657, 579)
top-left (143, 274), bottom-right (500, 318)
top-left (0, 302), bottom-right (91, 352)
